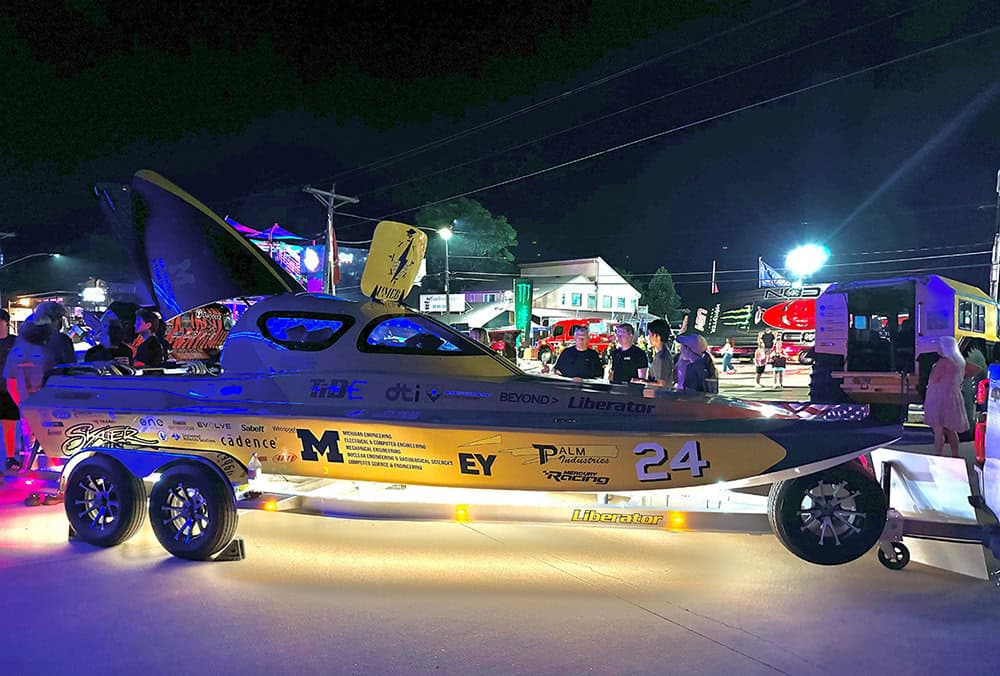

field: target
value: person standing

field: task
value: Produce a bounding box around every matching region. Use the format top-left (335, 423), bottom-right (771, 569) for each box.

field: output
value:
top-left (35, 301), bottom-right (76, 365)
top-left (924, 336), bottom-right (968, 457)
top-left (674, 334), bottom-right (718, 393)
top-left (759, 327), bottom-right (775, 355)
top-left (502, 332), bottom-right (518, 363)
top-left (553, 325), bottom-right (603, 380)
top-left (0, 310), bottom-right (20, 470)
top-left (754, 342), bottom-right (768, 388)
top-left (4, 311), bottom-right (60, 472)
top-left (771, 349), bottom-right (787, 389)
top-left (609, 323), bottom-right (648, 384)
top-left (84, 320), bottom-right (133, 365)
top-left (720, 337), bottom-right (736, 374)
top-left (636, 319), bottom-right (673, 389)
top-left (133, 309), bottom-right (165, 368)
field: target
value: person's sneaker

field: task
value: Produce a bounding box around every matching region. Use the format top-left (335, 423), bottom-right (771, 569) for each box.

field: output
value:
top-left (42, 493), bottom-right (64, 506)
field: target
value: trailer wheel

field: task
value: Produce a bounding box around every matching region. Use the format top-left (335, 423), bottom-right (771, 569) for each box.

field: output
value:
top-left (149, 462), bottom-right (238, 561)
top-left (64, 455), bottom-right (147, 547)
top-left (768, 462), bottom-right (887, 566)
top-left (877, 542), bottom-right (910, 570)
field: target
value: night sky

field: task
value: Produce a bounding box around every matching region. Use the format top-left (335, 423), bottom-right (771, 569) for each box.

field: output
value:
top-left (2, 0), bottom-right (999, 292)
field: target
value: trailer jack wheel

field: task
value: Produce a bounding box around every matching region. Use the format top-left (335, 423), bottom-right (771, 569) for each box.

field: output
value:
top-left (877, 541), bottom-right (910, 570)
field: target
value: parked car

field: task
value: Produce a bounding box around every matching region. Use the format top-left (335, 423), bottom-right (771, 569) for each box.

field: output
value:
top-left (536, 319), bottom-right (616, 364)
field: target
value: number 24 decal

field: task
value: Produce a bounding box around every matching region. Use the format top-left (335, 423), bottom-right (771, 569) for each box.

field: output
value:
top-left (633, 441), bottom-right (709, 482)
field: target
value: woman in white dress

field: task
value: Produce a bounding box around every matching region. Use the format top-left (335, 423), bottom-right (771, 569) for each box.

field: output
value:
top-left (923, 336), bottom-right (969, 457)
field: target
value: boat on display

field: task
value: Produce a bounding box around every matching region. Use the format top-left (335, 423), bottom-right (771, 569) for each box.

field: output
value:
top-left (19, 171), bottom-right (900, 564)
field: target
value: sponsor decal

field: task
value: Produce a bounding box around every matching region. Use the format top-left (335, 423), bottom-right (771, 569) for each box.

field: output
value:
top-left (60, 424), bottom-right (159, 455)
top-left (197, 421), bottom-right (232, 430)
top-left (41, 420), bottom-right (64, 428)
top-left (385, 383), bottom-right (421, 402)
top-left (272, 424), bottom-right (297, 433)
top-left (270, 453), bottom-right (298, 463)
top-left (458, 452), bottom-right (496, 476)
top-left (297, 429), bottom-right (345, 463)
top-left (171, 419), bottom-right (189, 427)
top-left (371, 284), bottom-right (404, 303)
top-left (310, 378), bottom-right (366, 400)
top-left (533, 443), bottom-right (618, 465)
top-left (498, 392), bottom-right (558, 405)
top-left (567, 396), bottom-right (655, 414)
top-left (763, 286), bottom-right (822, 299)
top-left (542, 469), bottom-right (609, 485)
top-left (241, 424), bottom-right (264, 433)
top-left (385, 384), bottom-right (489, 403)
top-left (571, 509), bottom-right (663, 525)
top-left (139, 416), bottom-right (164, 428)
top-left (221, 435), bottom-right (278, 449)
top-left (181, 433), bottom-right (209, 442)
top-left (53, 409), bottom-right (72, 420)
top-left (46, 429), bottom-right (63, 436)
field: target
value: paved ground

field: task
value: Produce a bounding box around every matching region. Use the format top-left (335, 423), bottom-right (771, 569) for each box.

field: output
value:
top-left (1, 478), bottom-right (998, 676)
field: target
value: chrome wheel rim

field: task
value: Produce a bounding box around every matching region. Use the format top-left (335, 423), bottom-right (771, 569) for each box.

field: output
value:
top-left (75, 474), bottom-right (120, 531)
top-left (160, 482), bottom-right (210, 544)
top-left (796, 479), bottom-right (867, 547)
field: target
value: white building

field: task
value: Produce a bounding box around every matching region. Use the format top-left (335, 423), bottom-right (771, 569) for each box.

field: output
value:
top-left (426, 257), bottom-right (644, 328)
top-left (520, 257), bottom-right (641, 321)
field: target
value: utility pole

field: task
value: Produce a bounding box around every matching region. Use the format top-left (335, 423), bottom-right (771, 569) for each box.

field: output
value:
top-left (989, 169), bottom-right (1000, 302)
top-left (302, 184), bottom-right (359, 294)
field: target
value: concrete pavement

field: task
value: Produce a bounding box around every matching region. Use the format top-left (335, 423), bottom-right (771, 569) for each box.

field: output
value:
top-left (1, 481), bottom-right (998, 675)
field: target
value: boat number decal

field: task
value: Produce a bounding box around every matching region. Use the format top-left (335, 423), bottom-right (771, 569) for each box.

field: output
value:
top-left (632, 441), bottom-right (710, 482)
top-left (296, 429), bottom-right (345, 463)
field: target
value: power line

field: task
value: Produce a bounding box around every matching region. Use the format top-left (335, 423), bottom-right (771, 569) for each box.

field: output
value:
top-left (676, 261), bottom-right (994, 285)
top-left (369, 23), bottom-right (1000, 223)
top-left (357, 0), bottom-right (936, 201)
top-left (316, 1), bottom-right (811, 186)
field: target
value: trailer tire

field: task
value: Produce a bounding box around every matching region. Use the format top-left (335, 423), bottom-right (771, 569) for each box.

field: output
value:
top-left (64, 455), bottom-right (147, 548)
top-left (768, 461), bottom-right (887, 566)
top-left (149, 462), bottom-right (238, 561)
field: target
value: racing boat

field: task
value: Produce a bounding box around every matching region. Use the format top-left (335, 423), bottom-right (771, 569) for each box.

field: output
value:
top-left (21, 171), bottom-right (900, 564)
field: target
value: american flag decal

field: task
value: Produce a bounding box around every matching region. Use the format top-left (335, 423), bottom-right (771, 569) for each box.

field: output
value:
top-left (749, 402), bottom-right (870, 421)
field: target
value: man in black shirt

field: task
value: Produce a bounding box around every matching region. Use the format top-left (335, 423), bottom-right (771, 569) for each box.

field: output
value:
top-left (609, 323), bottom-right (648, 383)
top-left (553, 326), bottom-right (603, 379)
top-left (759, 327), bottom-right (776, 354)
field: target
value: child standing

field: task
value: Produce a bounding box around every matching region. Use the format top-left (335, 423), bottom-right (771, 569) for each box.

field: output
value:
top-left (771, 349), bottom-right (787, 389)
top-left (754, 343), bottom-right (768, 387)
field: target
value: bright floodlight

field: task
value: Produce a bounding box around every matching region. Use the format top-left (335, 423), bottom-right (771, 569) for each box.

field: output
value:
top-left (438, 226), bottom-right (453, 241)
top-left (785, 244), bottom-right (829, 279)
top-left (303, 247), bottom-right (321, 272)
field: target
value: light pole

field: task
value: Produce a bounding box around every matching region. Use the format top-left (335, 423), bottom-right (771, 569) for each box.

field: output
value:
top-left (0, 252), bottom-right (60, 269)
top-left (438, 225), bottom-right (453, 320)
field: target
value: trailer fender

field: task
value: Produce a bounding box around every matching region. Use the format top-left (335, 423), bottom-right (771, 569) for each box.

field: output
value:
top-left (61, 447), bottom-right (247, 507)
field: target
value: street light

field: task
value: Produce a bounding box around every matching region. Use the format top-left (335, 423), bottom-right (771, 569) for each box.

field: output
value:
top-left (0, 252), bottom-right (60, 307)
top-left (0, 252), bottom-right (60, 269)
top-left (785, 244), bottom-right (829, 284)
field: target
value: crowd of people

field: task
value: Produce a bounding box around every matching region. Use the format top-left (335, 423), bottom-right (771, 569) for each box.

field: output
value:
top-left (468, 320), bottom-right (719, 394)
top-left (2, 302), bottom-right (172, 471)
